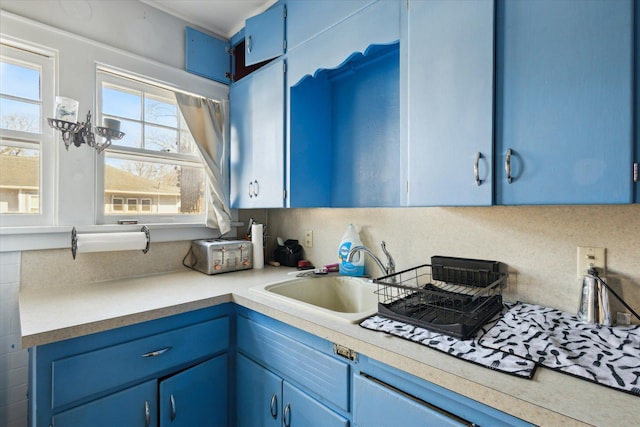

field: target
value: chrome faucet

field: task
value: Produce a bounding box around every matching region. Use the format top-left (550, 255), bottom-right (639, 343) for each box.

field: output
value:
top-left (347, 241), bottom-right (395, 277)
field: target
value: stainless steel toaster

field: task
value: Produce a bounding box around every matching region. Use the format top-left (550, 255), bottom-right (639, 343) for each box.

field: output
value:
top-left (189, 239), bottom-right (253, 274)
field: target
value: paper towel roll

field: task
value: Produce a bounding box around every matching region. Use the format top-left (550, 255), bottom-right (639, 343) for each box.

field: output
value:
top-left (74, 231), bottom-right (148, 254)
top-left (251, 223), bottom-right (264, 269)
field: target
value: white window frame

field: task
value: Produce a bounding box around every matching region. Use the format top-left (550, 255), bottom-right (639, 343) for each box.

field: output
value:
top-left (0, 40), bottom-right (56, 227)
top-left (95, 67), bottom-right (207, 225)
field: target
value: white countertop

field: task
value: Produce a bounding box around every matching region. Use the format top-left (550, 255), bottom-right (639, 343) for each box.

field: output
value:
top-left (19, 267), bottom-right (637, 426)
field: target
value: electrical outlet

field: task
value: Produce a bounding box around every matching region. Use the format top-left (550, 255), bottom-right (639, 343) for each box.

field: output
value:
top-left (304, 230), bottom-right (313, 248)
top-left (576, 246), bottom-right (606, 278)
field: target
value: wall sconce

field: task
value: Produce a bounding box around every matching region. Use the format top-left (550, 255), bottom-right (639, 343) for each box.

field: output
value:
top-left (48, 97), bottom-right (124, 154)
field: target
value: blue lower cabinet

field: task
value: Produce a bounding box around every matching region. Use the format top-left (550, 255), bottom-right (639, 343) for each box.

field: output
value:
top-left (52, 379), bottom-right (157, 427)
top-left (355, 356), bottom-right (533, 427)
top-left (237, 354), bottom-right (282, 427)
top-left (282, 381), bottom-right (349, 427)
top-left (28, 306), bottom-right (231, 427)
top-left (159, 355), bottom-right (228, 427)
top-left (353, 375), bottom-right (465, 427)
top-left (30, 304), bottom-right (537, 427)
top-left (236, 353), bottom-right (348, 427)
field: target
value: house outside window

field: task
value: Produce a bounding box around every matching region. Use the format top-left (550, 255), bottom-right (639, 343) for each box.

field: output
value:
top-left (0, 42), bottom-right (55, 226)
top-left (96, 69), bottom-right (207, 224)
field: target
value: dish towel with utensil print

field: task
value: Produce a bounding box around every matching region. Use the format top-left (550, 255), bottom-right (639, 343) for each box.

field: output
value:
top-left (478, 302), bottom-right (640, 396)
top-left (360, 309), bottom-right (537, 378)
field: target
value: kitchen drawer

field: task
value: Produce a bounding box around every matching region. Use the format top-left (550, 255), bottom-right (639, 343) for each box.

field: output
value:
top-left (236, 315), bottom-right (349, 411)
top-left (51, 316), bottom-right (229, 409)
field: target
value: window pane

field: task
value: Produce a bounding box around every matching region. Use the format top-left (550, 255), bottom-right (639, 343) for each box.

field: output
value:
top-left (0, 61), bottom-right (40, 100)
top-left (110, 119), bottom-right (142, 148)
top-left (145, 124), bottom-right (178, 152)
top-left (145, 96), bottom-right (178, 127)
top-left (126, 198), bottom-right (138, 211)
top-left (104, 156), bottom-right (204, 215)
top-left (0, 98), bottom-right (41, 133)
top-left (112, 197), bottom-right (124, 211)
top-left (103, 86), bottom-right (141, 120)
top-left (0, 145), bottom-right (40, 214)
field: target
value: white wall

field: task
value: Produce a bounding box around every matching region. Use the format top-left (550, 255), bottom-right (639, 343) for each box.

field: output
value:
top-left (0, 0), bottom-right (219, 71)
top-left (0, 252), bottom-right (26, 427)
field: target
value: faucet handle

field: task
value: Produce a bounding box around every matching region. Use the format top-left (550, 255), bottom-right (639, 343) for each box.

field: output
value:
top-left (380, 241), bottom-right (395, 274)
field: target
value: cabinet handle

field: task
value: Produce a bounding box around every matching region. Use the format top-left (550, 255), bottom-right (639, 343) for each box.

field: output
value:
top-left (247, 35), bottom-right (252, 53)
top-left (170, 394), bottom-right (176, 421)
top-left (269, 393), bottom-right (278, 419)
top-left (474, 152), bottom-right (482, 186)
top-left (505, 148), bottom-right (513, 184)
top-left (253, 179), bottom-right (259, 197)
top-left (144, 401), bottom-right (150, 427)
top-left (248, 181), bottom-right (253, 198)
top-left (283, 403), bottom-right (291, 427)
top-left (141, 346), bottom-right (171, 358)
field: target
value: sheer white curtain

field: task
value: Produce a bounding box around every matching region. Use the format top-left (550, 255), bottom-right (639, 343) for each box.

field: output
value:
top-left (175, 93), bottom-right (232, 234)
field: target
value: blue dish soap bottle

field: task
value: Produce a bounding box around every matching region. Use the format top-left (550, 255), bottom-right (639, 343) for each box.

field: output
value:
top-left (338, 224), bottom-right (365, 276)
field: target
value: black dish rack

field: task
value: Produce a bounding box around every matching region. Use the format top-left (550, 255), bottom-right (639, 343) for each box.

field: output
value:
top-left (374, 256), bottom-right (508, 340)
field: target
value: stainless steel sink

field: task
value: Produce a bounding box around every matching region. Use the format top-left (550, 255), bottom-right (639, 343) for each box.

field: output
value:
top-left (250, 275), bottom-right (378, 323)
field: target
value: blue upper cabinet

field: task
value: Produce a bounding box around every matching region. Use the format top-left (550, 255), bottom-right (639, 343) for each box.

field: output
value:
top-left (287, 0), bottom-right (374, 52)
top-left (230, 58), bottom-right (285, 208)
top-left (185, 27), bottom-right (230, 84)
top-left (405, 0), bottom-right (494, 206)
top-left (286, 0), bottom-right (401, 207)
top-left (494, 0), bottom-right (634, 205)
top-left (244, 1), bottom-right (286, 66)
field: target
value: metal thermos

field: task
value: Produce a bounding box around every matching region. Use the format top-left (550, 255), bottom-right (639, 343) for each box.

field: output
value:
top-left (578, 268), bottom-right (611, 326)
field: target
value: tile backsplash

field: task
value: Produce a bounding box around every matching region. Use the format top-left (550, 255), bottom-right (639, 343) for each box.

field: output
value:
top-left (20, 241), bottom-right (193, 291)
top-left (249, 205), bottom-right (640, 319)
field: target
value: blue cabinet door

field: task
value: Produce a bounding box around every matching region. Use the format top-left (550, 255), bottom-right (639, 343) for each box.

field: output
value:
top-left (159, 356), bottom-right (228, 427)
top-left (353, 375), bottom-right (465, 427)
top-left (282, 381), bottom-right (348, 427)
top-left (230, 59), bottom-right (285, 208)
top-left (406, 0), bottom-right (494, 206)
top-left (52, 380), bottom-right (157, 427)
top-left (236, 354), bottom-right (282, 427)
top-left (185, 27), bottom-right (230, 84)
top-left (495, 0), bottom-right (634, 204)
top-left (245, 1), bottom-right (285, 66)
top-left (230, 74), bottom-right (253, 208)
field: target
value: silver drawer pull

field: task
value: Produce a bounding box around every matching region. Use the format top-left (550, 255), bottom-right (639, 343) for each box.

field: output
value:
top-left (505, 148), bottom-right (513, 184)
top-left (170, 394), bottom-right (176, 421)
top-left (283, 403), bottom-right (291, 427)
top-left (270, 393), bottom-right (278, 419)
top-left (474, 152), bottom-right (482, 186)
top-left (141, 346), bottom-right (172, 358)
top-left (145, 401), bottom-right (150, 427)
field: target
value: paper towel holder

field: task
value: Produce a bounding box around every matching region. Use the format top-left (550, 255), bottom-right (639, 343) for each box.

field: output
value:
top-left (71, 226), bottom-right (150, 259)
